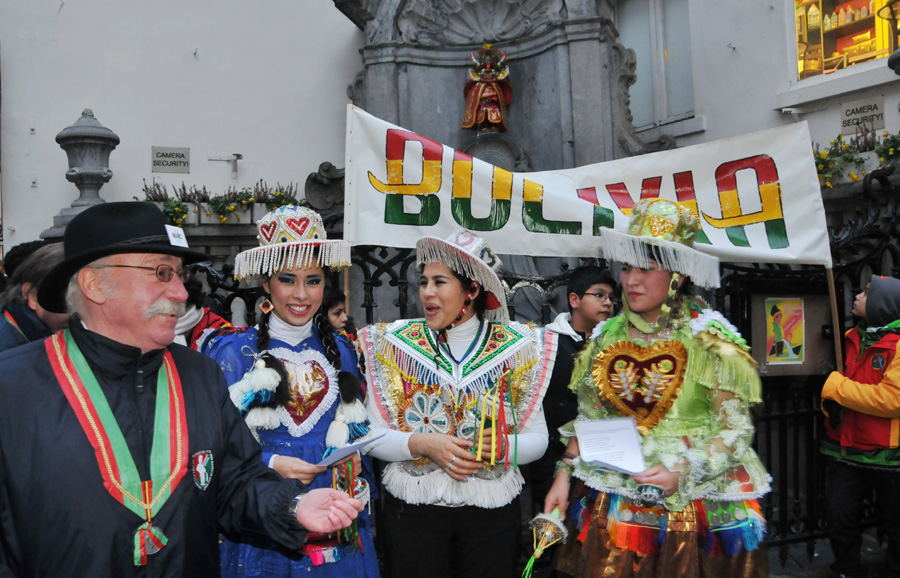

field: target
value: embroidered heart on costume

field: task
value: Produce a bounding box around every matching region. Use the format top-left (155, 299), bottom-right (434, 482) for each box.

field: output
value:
top-left (260, 221), bottom-right (279, 243)
top-left (286, 217), bottom-right (310, 237)
top-left (591, 340), bottom-right (687, 434)
top-left (284, 359), bottom-right (329, 425)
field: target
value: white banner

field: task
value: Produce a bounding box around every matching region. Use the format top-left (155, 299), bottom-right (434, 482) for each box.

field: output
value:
top-left (345, 105), bottom-right (832, 267)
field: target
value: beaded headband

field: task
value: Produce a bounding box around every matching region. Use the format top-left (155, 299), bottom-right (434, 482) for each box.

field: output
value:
top-left (233, 206), bottom-right (351, 279)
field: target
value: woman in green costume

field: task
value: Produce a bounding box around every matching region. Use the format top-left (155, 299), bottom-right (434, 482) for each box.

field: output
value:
top-left (543, 198), bottom-right (771, 577)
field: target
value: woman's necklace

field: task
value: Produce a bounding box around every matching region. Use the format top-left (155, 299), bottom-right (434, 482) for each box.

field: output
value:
top-left (625, 309), bottom-right (673, 343)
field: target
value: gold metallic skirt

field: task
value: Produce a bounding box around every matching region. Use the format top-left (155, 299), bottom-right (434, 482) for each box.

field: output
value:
top-left (554, 481), bottom-right (768, 578)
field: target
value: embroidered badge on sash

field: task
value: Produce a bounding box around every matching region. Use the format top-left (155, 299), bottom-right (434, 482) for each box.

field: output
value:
top-left (872, 354), bottom-right (886, 371)
top-left (592, 340), bottom-right (687, 434)
top-left (192, 450), bottom-right (214, 490)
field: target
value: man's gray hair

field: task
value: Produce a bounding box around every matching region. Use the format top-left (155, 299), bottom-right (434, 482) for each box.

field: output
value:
top-left (64, 256), bottom-right (115, 315)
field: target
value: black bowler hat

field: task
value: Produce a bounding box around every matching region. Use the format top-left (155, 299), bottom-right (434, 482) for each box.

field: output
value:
top-left (37, 202), bottom-right (210, 313)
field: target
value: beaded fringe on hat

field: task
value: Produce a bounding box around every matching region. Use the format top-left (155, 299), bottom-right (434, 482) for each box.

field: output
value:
top-left (234, 241), bottom-right (351, 280)
top-left (597, 229), bottom-right (721, 289)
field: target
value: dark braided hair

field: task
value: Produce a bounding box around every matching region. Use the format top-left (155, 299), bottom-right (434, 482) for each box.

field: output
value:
top-left (257, 277), bottom-right (361, 406)
top-left (315, 309), bottom-right (362, 404)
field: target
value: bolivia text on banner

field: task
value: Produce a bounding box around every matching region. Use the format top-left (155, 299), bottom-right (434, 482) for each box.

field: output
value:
top-left (344, 105), bottom-right (831, 267)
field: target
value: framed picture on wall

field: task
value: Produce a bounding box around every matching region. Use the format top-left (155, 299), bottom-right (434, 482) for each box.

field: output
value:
top-left (765, 297), bottom-right (805, 365)
top-left (750, 292), bottom-right (834, 376)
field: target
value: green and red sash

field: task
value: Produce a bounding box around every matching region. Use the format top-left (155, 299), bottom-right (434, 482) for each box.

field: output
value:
top-left (3, 310), bottom-right (25, 340)
top-left (46, 330), bottom-right (189, 566)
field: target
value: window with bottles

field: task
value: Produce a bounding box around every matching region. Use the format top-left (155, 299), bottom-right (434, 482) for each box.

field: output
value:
top-left (795, 0), bottom-right (896, 80)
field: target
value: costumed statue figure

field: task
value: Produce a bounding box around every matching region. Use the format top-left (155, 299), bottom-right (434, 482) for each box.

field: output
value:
top-left (462, 43), bottom-right (513, 131)
top-left (202, 205), bottom-right (380, 577)
top-left (358, 229), bottom-right (554, 578)
top-left (544, 198), bottom-right (772, 577)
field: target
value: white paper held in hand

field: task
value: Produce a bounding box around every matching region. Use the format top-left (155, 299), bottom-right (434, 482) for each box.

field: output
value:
top-left (316, 432), bottom-right (387, 467)
top-left (574, 417), bottom-right (646, 475)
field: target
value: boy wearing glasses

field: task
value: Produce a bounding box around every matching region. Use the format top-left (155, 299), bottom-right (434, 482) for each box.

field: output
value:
top-left (527, 265), bottom-right (616, 511)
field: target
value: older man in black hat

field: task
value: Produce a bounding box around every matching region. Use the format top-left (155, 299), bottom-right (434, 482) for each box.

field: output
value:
top-left (0, 202), bottom-right (362, 577)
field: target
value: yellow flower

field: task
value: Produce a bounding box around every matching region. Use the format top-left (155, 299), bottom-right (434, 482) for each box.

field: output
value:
top-left (174, 207), bottom-right (181, 212)
top-left (275, 191), bottom-right (282, 197)
top-left (825, 181), bottom-right (832, 188)
top-left (206, 212), bottom-right (211, 218)
top-left (249, 197), bottom-right (255, 202)
top-left (241, 200), bottom-right (247, 205)
top-left (818, 164), bottom-right (824, 170)
top-left (227, 205), bottom-right (236, 211)
top-left (219, 215), bottom-right (227, 223)
top-left (885, 132), bottom-right (890, 138)
top-left (881, 157), bottom-right (886, 163)
top-left (891, 148), bottom-right (896, 156)
top-left (849, 173), bottom-right (859, 182)
top-left (819, 151), bottom-right (828, 159)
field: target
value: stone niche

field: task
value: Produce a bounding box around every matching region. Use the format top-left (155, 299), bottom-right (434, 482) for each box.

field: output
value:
top-left (336, 0), bottom-right (672, 173)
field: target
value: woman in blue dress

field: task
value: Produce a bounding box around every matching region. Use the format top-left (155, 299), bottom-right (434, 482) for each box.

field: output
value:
top-left (203, 205), bottom-right (380, 578)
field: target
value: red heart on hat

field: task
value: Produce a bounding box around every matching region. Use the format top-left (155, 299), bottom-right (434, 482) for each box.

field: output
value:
top-left (286, 217), bottom-right (310, 237)
top-left (260, 221), bottom-right (278, 243)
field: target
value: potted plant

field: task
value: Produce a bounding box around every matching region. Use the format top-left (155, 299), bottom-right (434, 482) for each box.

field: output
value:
top-left (813, 135), bottom-right (866, 188)
top-left (874, 129), bottom-right (900, 168)
top-left (248, 180), bottom-right (305, 220)
top-left (201, 187), bottom-right (255, 224)
top-left (138, 180), bottom-right (195, 227)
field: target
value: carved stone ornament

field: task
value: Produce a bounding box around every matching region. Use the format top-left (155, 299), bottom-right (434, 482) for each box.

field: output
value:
top-left (397, 0), bottom-right (565, 46)
top-left (304, 162), bottom-right (345, 212)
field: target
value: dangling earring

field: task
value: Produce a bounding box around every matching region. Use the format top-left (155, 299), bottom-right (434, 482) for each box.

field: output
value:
top-left (259, 297), bottom-right (274, 315)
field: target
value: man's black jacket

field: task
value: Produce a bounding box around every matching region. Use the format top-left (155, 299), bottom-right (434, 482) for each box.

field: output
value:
top-left (0, 322), bottom-right (306, 577)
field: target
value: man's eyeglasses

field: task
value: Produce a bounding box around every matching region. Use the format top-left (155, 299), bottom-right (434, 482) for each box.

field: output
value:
top-left (94, 264), bottom-right (189, 284)
top-left (582, 291), bottom-right (613, 302)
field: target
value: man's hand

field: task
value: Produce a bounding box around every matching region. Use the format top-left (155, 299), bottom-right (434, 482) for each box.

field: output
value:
top-left (296, 488), bottom-right (364, 533)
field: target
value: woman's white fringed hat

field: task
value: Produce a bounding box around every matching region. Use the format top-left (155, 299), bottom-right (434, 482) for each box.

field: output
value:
top-left (597, 198), bottom-right (720, 289)
top-left (416, 229), bottom-right (509, 322)
top-left (233, 205), bottom-right (351, 279)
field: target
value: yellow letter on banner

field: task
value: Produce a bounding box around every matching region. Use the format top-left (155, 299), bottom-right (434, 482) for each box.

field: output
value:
top-left (702, 155), bottom-right (788, 249)
top-left (368, 129), bottom-right (443, 196)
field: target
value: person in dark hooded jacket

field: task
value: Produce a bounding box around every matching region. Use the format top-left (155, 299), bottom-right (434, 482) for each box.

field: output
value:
top-left (0, 243), bottom-right (69, 353)
top-left (821, 275), bottom-right (900, 578)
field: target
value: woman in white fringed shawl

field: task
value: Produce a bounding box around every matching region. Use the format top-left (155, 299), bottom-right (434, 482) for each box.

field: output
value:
top-left (358, 229), bottom-right (554, 578)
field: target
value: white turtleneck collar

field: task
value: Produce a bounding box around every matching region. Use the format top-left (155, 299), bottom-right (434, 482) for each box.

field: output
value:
top-left (265, 310), bottom-right (314, 347)
top-left (439, 315), bottom-right (484, 360)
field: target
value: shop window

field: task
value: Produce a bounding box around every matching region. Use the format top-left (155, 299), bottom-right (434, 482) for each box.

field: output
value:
top-left (795, 0), bottom-right (895, 80)
top-left (616, 0), bottom-right (694, 129)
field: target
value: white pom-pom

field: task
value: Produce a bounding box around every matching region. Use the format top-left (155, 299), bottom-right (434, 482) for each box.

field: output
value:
top-left (337, 399), bottom-right (368, 424)
top-left (228, 365), bottom-right (281, 411)
top-left (246, 407), bottom-right (281, 431)
top-left (326, 421), bottom-right (350, 448)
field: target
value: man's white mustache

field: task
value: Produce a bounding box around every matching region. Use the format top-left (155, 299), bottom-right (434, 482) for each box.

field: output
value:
top-left (145, 301), bottom-right (187, 320)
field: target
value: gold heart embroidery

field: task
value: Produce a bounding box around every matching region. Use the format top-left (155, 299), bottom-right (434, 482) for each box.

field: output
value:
top-left (591, 340), bottom-right (687, 434)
